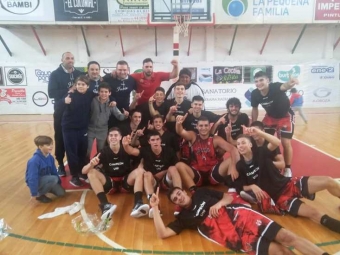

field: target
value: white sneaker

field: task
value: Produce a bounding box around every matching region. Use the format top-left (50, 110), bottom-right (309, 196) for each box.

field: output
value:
top-left (283, 168), bottom-right (292, 178)
top-left (100, 203), bottom-right (117, 221)
top-left (130, 203), bottom-right (149, 218)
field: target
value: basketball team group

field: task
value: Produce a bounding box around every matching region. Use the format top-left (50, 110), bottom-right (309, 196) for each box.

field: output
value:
top-left (25, 52), bottom-right (340, 255)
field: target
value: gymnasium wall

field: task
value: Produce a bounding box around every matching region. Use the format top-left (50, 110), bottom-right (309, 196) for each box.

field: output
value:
top-left (0, 24), bottom-right (339, 114)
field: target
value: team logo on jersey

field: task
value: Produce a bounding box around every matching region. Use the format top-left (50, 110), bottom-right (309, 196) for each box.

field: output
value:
top-left (222, 0), bottom-right (248, 17)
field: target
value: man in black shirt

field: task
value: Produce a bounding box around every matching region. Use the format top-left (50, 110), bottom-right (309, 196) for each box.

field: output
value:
top-left (122, 130), bottom-right (182, 218)
top-left (183, 95), bottom-right (219, 133)
top-left (48, 52), bottom-right (82, 176)
top-left (104, 60), bottom-right (137, 128)
top-left (130, 87), bottom-right (168, 128)
top-left (82, 127), bottom-right (149, 220)
top-left (149, 186), bottom-right (329, 255)
top-left (139, 115), bottom-right (180, 158)
top-left (211, 97), bottom-right (249, 146)
top-left (165, 83), bottom-right (192, 134)
top-left (251, 71), bottom-right (298, 178)
top-left (236, 127), bottom-right (340, 234)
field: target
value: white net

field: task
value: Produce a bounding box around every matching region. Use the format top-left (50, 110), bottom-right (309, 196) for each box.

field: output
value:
top-left (174, 14), bottom-right (191, 37)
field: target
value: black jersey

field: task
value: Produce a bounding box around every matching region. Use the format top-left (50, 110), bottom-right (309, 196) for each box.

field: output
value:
top-left (139, 130), bottom-right (180, 152)
top-left (251, 82), bottom-right (291, 119)
top-left (251, 139), bottom-right (281, 162)
top-left (98, 146), bottom-right (132, 177)
top-left (183, 111), bottom-right (220, 133)
top-left (140, 147), bottom-right (178, 175)
top-left (217, 113), bottom-right (249, 140)
top-left (136, 101), bottom-right (167, 128)
top-left (168, 188), bottom-right (223, 233)
top-left (164, 99), bottom-right (192, 133)
top-left (236, 146), bottom-right (290, 201)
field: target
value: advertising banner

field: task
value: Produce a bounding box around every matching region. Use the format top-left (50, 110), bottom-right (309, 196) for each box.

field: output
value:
top-left (213, 66), bottom-right (243, 84)
top-left (4, 67), bottom-right (27, 86)
top-left (243, 65), bottom-right (273, 83)
top-left (0, 88), bottom-right (27, 104)
top-left (0, 0), bottom-right (55, 21)
top-left (26, 67), bottom-right (53, 86)
top-left (216, 0), bottom-right (313, 24)
top-left (314, 0), bottom-right (340, 21)
top-left (54, 0), bottom-right (109, 21)
top-left (109, 0), bottom-right (148, 24)
top-left (0, 67), bottom-right (4, 85)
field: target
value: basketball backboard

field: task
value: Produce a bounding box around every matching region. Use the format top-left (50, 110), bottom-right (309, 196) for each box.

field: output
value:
top-left (148, 0), bottom-right (214, 24)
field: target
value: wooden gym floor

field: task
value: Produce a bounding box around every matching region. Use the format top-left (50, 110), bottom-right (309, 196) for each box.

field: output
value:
top-left (0, 108), bottom-right (339, 255)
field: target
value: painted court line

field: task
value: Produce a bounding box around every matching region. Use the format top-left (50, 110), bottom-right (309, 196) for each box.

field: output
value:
top-left (80, 190), bottom-right (141, 255)
top-left (293, 138), bottom-right (340, 162)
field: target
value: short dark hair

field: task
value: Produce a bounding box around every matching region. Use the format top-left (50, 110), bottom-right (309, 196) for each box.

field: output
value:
top-left (147, 130), bottom-right (161, 140)
top-left (108, 127), bottom-right (122, 136)
top-left (197, 116), bottom-right (210, 123)
top-left (130, 109), bottom-right (142, 118)
top-left (116, 60), bottom-right (128, 67)
top-left (192, 95), bottom-right (204, 103)
top-left (179, 68), bottom-right (192, 77)
top-left (152, 114), bottom-right (164, 122)
top-left (290, 88), bottom-right (297, 93)
top-left (98, 82), bottom-right (111, 92)
top-left (236, 134), bottom-right (252, 142)
top-left (154, 87), bottom-right (165, 93)
top-left (250, 121), bottom-right (264, 130)
top-left (254, 71), bottom-right (268, 79)
top-left (34, 136), bottom-right (53, 147)
top-left (167, 186), bottom-right (183, 203)
top-left (226, 97), bottom-right (241, 109)
top-left (74, 75), bottom-right (90, 86)
top-left (143, 58), bottom-right (153, 65)
top-left (87, 61), bottom-right (100, 70)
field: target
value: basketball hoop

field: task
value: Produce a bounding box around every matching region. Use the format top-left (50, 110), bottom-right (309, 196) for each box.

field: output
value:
top-left (174, 14), bottom-right (191, 37)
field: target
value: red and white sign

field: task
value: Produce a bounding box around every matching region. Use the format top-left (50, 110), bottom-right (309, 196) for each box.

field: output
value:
top-left (315, 0), bottom-right (340, 20)
top-left (0, 88), bottom-right (27, 104)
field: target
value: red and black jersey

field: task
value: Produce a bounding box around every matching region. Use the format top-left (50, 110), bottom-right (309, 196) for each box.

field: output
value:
top-left (190, 135), bottom-right (219, 172)
top-left (251, 82), bottom-right (291, 119)
top-left (236, 146), bottom-right (290, 201)
top-left (217, 113), bottom-right (249, 140)
top-left (140, 147), bottom-right (178, 175)
top-left (97, 146), bottom-right (132, 177)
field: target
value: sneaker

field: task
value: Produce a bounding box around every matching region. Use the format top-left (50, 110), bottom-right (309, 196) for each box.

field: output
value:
top-left (130, 203), bottom-right (149, 218)
top-left (148, 207), bottom-right (163, 218)
top-left (228, 189), bottom-right (251, 208)
top-left (240, 190), bottom-right (258, 204)
top-left (69, 177), bottom-right (83, 187)
top-left (283, 168), bottom-right (292, 178)
top-left (57, 165), bottom-right (66, 177)
top-left (174, 204), bottom-right (182, 216)
top-left (36, 195), bottom-right (52, 203)
top-left (79, 174), bottom-right (90, 184)
top-left (99, 203), bottom-right (117, 221)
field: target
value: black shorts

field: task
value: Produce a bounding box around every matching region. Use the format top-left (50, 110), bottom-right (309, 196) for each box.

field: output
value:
top-left (103, 175), bottom-right (133, 194)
